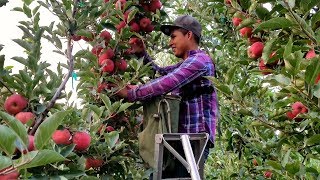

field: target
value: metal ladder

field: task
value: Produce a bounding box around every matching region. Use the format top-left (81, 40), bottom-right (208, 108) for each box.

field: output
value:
top-left (153, 133), bottom-right (209, 180)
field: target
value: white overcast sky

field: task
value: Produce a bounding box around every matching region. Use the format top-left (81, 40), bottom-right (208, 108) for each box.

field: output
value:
top-left (0, 1), bottom-right (82, 106)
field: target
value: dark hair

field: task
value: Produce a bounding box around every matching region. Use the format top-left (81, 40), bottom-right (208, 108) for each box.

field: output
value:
top-left (177, 28), bottom-right (200, 45)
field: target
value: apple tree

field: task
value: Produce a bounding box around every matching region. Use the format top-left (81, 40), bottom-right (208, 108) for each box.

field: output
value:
top-left (0, 0), bottom-right (167, 179)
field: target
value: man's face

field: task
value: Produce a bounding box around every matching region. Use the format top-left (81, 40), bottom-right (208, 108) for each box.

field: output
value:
top-left (169, 29), bottom-right (190, 59)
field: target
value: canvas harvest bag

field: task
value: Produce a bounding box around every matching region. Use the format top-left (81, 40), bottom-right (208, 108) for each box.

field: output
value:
top-left (138, 95), bottom-right (181, 168)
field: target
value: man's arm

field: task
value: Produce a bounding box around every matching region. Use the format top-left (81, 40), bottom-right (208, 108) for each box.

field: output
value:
top-left (128, 55), bottom-right (208, 102)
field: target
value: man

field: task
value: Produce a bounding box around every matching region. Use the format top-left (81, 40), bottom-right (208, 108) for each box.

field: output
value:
top-left (117, 15), bottom-right (219, 177)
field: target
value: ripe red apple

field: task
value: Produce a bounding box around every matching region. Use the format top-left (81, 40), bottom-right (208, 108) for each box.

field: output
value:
top-left (264, 170), bottom-right (272, 178)
top-left (115, 59), bottom-right (127, 71)
top-left (73, 131), bottom-right (91, 151)
top-left (52, 129), bottom-right (72, 145)
top-left (139, 17), bottom-right (151, 30)
top-left (305, 49), bottom-right (316, 59)
top-left (99, 49), bottom-right (115, 65)
top-left (149, 0), bottom-right (162, 13)
top-left (28, 135), bottom-right (35, 151)
top-left (71, 34), bottom-right (81, 41)
top-left (100, 59), bottom-right (115, 73)
top-left (100, 30), bottom-right (111, 41)
top-left (4, 94), bottom-right (28, 115)
top-left (116, 21), bottom-right (126, 33)
top-left (232, 17), bottom-right (242, 26)
top-left (225, 0), bottom-right (231, 4)
top-left (97, 82), bottom-right (108, 93)
top-left (15, 112), bottom-right (35, 125)
top-left (248, 37), bottom-right (262, 45)
top-left (247, 42), bottom-right (264, 59)
top-left (286, 101), bottom-right (308, 121)
top-left (0, 169), bottom-right (19, 180)
top-left (130, 22), bottom-right (140, 33)
top-left (91, 46), bottom-right (103, 57)
top-left (144, 24), bottom-right (155, 33)
top-left (239, 27), bottom-right (253, 38)
top-left (85, 158), bottom-right (104, 170)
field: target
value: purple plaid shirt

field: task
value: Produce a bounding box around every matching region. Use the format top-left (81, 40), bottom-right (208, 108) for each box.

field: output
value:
top-left (128, 49), bottom-right (219, 143)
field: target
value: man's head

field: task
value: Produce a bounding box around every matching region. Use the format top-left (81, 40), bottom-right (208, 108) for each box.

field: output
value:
top-left (160, 15), bottom-right (202, 59)
top-left (160, 15), bottom-right (202, 44)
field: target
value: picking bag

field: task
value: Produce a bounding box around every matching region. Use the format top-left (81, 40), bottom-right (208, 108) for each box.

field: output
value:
top-left (138, 95), bottom-right (181, 168)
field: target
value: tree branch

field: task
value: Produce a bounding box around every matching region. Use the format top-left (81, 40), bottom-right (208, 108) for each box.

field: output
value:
top-left (0, 79), bottom-right (14, 94)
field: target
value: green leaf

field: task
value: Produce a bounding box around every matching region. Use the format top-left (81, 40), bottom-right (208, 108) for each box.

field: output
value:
top-left (305, 134), bottom-right (320, 146)
top-left (117, 102), bottom-right (133, 113)
top-left (34, 110), bottom-right (71, 150)
top-left (17, 150), bottom-right (65, 169)
top-left (273, 74), bottom-right (291, 85)
top-left (0, 55), bottom-right (4, 73)
top-left (104, 131), bottom-right (119, 149)
top-left (300, 0), bottom-right (320, 14)
top-left (226, 65), bottom-right (237, 84)
top-left (12, 39), bottom-right (32, 52)
top-left (0, 111), bottom-right (28, 147)
top-left (99, 94), bottom-right (112, 109)
top-left (305, 57), bottom-right (320, 85)
top-left (311, 11), bottom-right (320, 30)
top-left (313, 83), bottom-right (320, 98)
top-left (284, 51), bottom-right (304, 76)
top-left (0, 0), bottom-right (8, 7)
top-left (261, 39), bottom-right (275, 63)
top-left (254, 17), bottom-right (293, 32)
top-left (281, 149), bottom-right (291, 168)
top-left (23, 3), bottom-right (32, 18)
top-left (255, 5), bottom-right (270, 20)
top-left (266, 160), bottom-right (282, 170)
top-left (283, 36), bottom-right (293, 59)
top-left (0, 155), bottom-right (12, 170)
top-left (289, 11), bottom-right (315, 37)
top-left (0, 125), bottom-right (18, 155)
top-left (236, 18), bottom-right (256, 30)
top-left (23, 0), bottom-right (33, 5)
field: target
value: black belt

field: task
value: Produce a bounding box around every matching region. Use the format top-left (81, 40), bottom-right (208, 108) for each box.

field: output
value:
top-left (181, 86), bottom-right (214, 100)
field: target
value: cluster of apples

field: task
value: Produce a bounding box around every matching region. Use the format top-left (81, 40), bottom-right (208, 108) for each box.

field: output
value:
top-left (52, 129), bottom-right (91, 151)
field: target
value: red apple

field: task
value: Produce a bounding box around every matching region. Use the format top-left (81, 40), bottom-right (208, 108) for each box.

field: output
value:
top-left (100, 59), bottom-right (115, 73)
top-left (97, 82), bottom-right (108, 93)
top-left (139, 17), bottom-right (151, 30)
top-left (286, 101), bottom-right (308, 120)
top-left (252, 159), bottom-right (258, 166)
top-left (232, 17), bottom-right (242, 26)
top-left (0, 169), bottom-right (19, 180)
top-left (99, 49), bottom-right (115, 65)
top-left (73, 131), bottom-right (91, 151)
top-left (91, 46), bottom-right (103, 57)
top-left (225, 0), bottom-right (231, 4)
top-left (115, 59), bottom-right (127, 71)
top-left (130, 22), bottom-right (140, 33)
top-left (306, 49), bottom-right (316, 59)
top-left (116, 21), bottom-right (126, 33)
top-left (52, 129), bottom-right (72, 145)
top-left (71, 34), bottom-right (81, 41)
top-left (149, 0), bottom-right (162, 13)
top-left (85, 158), bottom-right (104, 169)
top-left (144, 24), bottom-right (154, 33)
top-left (264, 170), bottom-right (272, 178)
top-left (15, 112), bottom-right (35, 125)
top-left (4, 94), bottom-right (28, 115)
top-left (239, 27), bottom-right (253, 38)
top-left (248, 37), bottom-right (262, 45)
top-left (247, 42), bottom-right (264, 59)
top-left (100, 30), bottom-right (111, 41)
top-left (315, 74), bottom-right (320, 84)
top-left (28, 135), bottom-right (35, 151)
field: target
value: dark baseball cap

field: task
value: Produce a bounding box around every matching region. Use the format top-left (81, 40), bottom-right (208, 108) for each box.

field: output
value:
top-left (160, 15), bottom-right (202, 39)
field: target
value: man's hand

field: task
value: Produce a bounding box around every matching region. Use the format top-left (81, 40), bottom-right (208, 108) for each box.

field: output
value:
top-left (128, 37), bottom-right (145, 55)
top-left (115, 84), bottom-right (138, 99)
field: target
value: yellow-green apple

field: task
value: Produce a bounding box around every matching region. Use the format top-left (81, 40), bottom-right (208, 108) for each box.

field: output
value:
top-left (4, 94), bottom-right (28, 115)
top-left (52, 129), bottom-right (72, 145)
top-left (239, 27), bottom-right (253, 38)
top-left (15, 112), bottom-right (35, 125)
top-left (248, 42), bottom-right (264, 59)
top-left (72, 131), bottom-right (91, 151)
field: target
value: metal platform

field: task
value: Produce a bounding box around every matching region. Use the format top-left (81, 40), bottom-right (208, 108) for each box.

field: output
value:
top-left (153, 133), bottom-right (209, 180)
